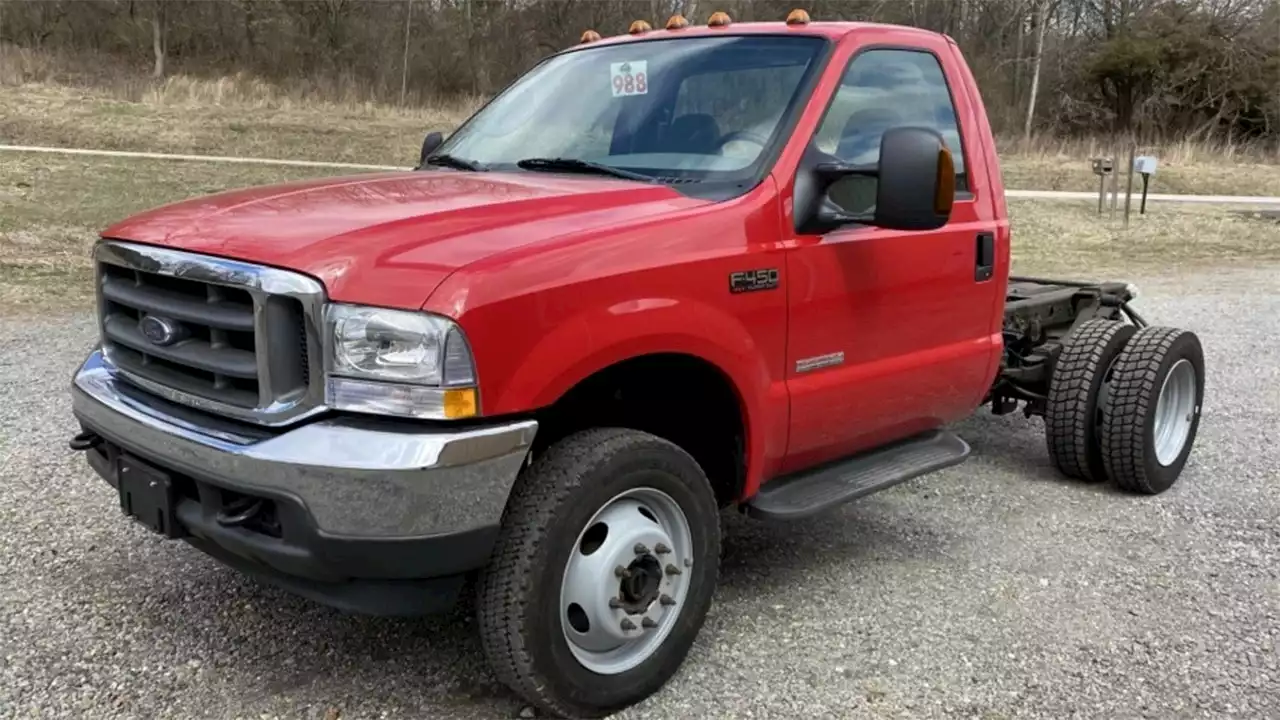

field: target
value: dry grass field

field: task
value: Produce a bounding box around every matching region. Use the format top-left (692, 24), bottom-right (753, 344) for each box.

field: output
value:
top-left (4, 151), bottom-right (1278, 311)
top-left (2, 80), bottom-right (1279, 310)
top-left (5, 82), bottom-right (1280, 193)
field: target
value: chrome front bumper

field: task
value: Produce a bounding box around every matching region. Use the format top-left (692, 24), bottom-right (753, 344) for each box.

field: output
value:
top-left (71, 349), bottom-right (536, 540)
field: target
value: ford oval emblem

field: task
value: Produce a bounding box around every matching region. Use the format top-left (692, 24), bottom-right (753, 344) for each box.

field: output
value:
top-left (139, 315), bottom-right (182, 346)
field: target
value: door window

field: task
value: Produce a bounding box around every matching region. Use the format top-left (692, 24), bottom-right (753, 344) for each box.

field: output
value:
top-left (812, 49), bottom-right (967, 214)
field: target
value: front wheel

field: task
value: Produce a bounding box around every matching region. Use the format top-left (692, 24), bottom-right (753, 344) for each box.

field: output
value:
top-left (477, 428), bottom-right (721, 719)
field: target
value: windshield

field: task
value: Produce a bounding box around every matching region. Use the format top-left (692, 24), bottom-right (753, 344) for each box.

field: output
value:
top-left (435, 35), bottom-right (827, 189)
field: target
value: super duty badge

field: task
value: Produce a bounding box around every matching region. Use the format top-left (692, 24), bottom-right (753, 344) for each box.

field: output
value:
top-left (729, 268), bottom-right (779, 294)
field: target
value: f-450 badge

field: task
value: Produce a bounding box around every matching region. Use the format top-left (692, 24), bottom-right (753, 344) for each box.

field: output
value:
top-left (729, 268), bottom-right (779, 294)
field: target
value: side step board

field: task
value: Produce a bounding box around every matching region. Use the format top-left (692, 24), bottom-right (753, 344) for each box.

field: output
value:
top-left (744, 429), bottom-right (971, 521)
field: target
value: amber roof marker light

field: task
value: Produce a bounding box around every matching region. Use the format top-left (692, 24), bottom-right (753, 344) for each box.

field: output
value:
top-left (666, 14), bottom-right (689, 30)
top-left (579, 29), bottom-right (601, 44)
top-left (707, 11), bottom-right (732, 27)
top-left (786, 9), bottom-right (811, 25)
top-left (629, 20), bottom-right (653, 34)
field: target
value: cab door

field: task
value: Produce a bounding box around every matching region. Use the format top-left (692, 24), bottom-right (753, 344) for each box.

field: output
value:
top-left (779, 39), bottom-right (1002, 473)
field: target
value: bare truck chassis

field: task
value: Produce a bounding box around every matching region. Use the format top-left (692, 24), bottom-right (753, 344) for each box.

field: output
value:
top-left (995, 275), bottom-right (1147, 416)
top-left (987, 275), bottom-right (1202, 496)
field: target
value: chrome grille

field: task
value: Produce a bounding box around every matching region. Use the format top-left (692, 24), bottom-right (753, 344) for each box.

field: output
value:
top-left (94, 241), bottom-right (326, 427)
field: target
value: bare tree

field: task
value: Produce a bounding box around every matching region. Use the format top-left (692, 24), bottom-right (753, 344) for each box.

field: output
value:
top-left (1023, 0), bottom-right (1056, 140)
top-left (150, 0), bottom-right (165, 79)
top-left (0, 0), bottom-right (1274, 147)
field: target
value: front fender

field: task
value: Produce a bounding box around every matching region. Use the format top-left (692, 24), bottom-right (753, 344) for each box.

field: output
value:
top-left (490, 297), bottom-right (789, 497)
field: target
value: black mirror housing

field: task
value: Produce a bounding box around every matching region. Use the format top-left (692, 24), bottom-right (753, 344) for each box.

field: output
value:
top-left (796, 127), bottom-right (955, 235)
top-left (419, 131), bottom-right (444, 167)
top-left (872, 126), bottom-right (954, 231)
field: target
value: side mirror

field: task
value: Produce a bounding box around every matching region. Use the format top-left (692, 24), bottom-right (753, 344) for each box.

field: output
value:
top-left (418, 131), bottom-right (444, 167)
top-left (872, 126), bottom-right (955, 231)
top-left (799, 127), bottom-right (955, 234)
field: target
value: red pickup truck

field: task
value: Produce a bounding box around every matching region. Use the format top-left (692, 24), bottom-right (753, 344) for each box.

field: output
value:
top-left (69, 11), bottom-right (1206, 718)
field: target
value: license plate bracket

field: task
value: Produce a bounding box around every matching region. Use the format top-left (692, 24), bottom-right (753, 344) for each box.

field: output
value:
top-left (117, 455), bottom-right (185, 539)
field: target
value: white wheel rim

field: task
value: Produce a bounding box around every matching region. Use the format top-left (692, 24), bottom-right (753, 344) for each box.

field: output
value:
top-left (1154, 359), bottom-right (1197, 466)
top-left (559, 487), bottom-right (693, 675)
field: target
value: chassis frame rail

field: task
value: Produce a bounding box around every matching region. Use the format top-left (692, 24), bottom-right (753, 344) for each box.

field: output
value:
top-left (991, 275), bottom-right (1146, 417)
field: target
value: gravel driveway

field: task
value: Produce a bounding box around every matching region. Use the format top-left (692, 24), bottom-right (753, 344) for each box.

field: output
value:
top-left (2, 266), bottom-right (1277, 720)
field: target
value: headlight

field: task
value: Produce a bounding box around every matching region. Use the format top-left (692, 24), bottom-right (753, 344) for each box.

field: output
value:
top-left (324, 304), bottom-right (478, 419)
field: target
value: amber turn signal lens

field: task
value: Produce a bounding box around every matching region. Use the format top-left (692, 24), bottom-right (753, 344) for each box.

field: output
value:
top-left (934, 146), bottom-right (956, 216)
top-left (443, 388), bottom-right (478, 419)
top-left (629, 19), bottom-right (652, 34)
top-left (786, 9), bottom-right (811, 24)
top-left (708, 11), bottom-right (732, 26)
top-left (666, 14), bottom-right (689, 29)
top-left (580, 29), bottom-right (601, 44)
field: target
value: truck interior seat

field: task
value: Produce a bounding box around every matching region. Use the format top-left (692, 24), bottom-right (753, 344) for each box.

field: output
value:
top-left (666, 113), bottom-right (722, 154)
top-left (837, 107), bottom-right (902, 163)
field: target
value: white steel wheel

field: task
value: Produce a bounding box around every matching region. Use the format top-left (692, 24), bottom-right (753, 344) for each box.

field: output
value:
top-left (476, 428), bottom-right (721, 719)
top-left (560, 487), bottom-right (693, 674)
top-left (1153, 359), bottom-right (1197, 466)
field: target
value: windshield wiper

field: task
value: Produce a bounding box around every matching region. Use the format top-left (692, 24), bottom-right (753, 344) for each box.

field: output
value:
top-left (516, 157), bottom-right (653, 183)
top-left (423, 154), bottom-right (487, 172)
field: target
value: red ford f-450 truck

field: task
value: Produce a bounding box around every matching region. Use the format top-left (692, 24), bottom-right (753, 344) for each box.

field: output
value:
top-left (70, 11), bottom-right (1206, 718)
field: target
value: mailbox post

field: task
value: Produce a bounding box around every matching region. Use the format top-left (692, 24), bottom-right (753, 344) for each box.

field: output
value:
top-left (1091, 157), bottom-right (1114, 215)
top-left (1134, 155), bottom-right (1159, 214)
top-left (1123, 144), bottom-right (1136, 227)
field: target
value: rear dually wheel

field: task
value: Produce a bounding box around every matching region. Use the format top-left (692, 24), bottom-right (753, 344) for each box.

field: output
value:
top-left (1044, 319), bottom-right (1136, 481)
top-left (1100, 326), bottom-right (1205, 494)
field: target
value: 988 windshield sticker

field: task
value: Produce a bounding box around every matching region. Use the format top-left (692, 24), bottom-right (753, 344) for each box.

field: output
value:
top-left (610, 61), bottom-right (648, 97)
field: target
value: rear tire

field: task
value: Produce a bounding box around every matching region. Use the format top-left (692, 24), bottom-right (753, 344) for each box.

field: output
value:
top-left (476, 428), bottom-right (721, 719)
top-left (1044, 319), bottom-right (1136, 481)
top-left (1100, 326), bottom-right (1205, 495)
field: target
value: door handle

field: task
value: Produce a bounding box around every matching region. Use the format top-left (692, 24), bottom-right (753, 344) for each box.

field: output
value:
top-left (974, 232), bottom-right (995, 282)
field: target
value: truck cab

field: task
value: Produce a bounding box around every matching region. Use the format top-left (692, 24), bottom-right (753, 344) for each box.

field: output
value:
top-left (69, 11), bottom-right (1204, 719)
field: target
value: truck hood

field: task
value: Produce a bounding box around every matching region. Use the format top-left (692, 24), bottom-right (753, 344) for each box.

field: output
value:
top-left (103, 170), bottom-right (708, 309)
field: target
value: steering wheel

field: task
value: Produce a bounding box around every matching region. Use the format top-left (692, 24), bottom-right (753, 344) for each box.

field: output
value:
top-left (713, 129), bottom-right (770, 155)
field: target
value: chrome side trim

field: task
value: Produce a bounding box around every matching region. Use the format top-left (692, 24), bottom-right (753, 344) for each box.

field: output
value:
top-left (95, 240), bottom-right (327, 427)
top-left (73, 350), bottom-right (537, 538)
top-left (795, 351), bottom-right (845, 373)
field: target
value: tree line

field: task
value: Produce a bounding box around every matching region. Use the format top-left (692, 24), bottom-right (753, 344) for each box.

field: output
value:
top-left (2, 0), bottom-right (1277, 146)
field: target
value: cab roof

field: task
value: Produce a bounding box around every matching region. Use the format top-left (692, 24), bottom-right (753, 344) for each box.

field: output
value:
top-left (578, 20), bottom-right (948, 48)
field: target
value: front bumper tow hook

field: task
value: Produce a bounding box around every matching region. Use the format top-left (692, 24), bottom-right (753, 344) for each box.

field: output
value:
top-left (216, 498), bottom-right (265, 528)
top-left (69, 431), bottom-right (103, 452)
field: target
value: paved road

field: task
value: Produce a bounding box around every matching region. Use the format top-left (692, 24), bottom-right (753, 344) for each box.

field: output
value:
top-left (2, 267), bottom-right (1278, 719)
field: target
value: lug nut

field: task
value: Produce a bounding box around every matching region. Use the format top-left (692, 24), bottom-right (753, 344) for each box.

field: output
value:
top-left (665, 564), bottom-right (682, 576)
top-left (609, 597), bottom-right (623, 609)
top-left (620, 618), bottom-right (637, 631)
top-left (633, 543), bottom-right (649, 555)
top-left (659, 594), bottom-right (675, 606)
top-left (641, 617), bottom-right (658, 629)
top-left (614, 565), bottom-right (631, 579)
top-left (654, 542), bottom-right (671, 555)
top-left (684, 557), bottom-right (693, 567)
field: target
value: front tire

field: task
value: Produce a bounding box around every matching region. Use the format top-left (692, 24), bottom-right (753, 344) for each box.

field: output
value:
top-left (476, 428), bottom-right (721, 719)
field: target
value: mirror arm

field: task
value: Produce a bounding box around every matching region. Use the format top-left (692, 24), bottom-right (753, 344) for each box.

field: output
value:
top-left (814, 161), bottom-right (879, 183)
top-left (827, 210), bottom-right (874, 226)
